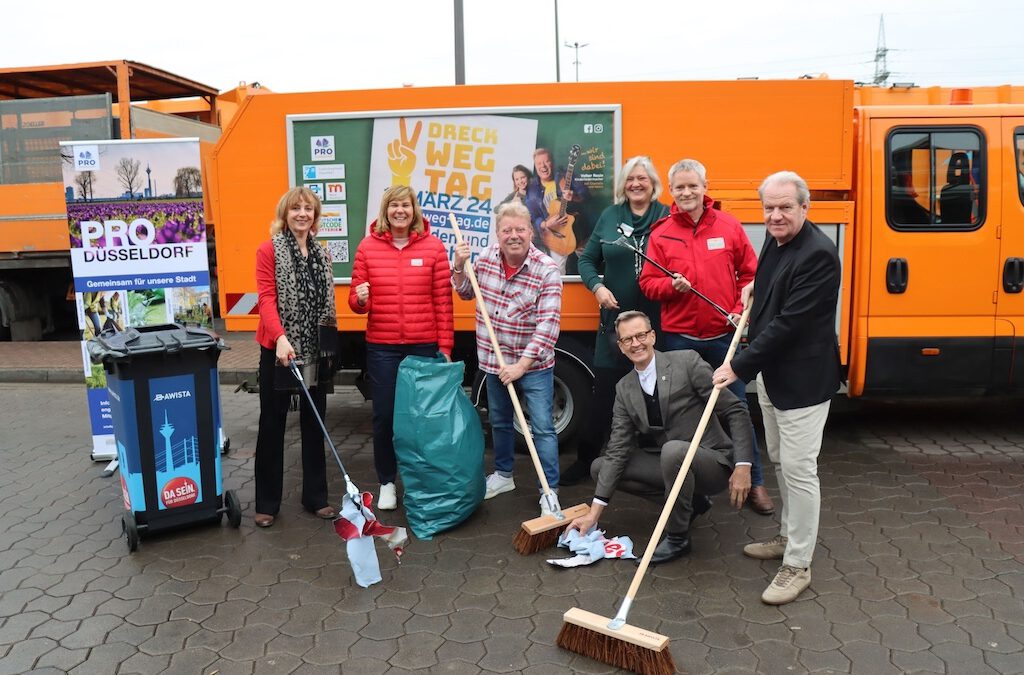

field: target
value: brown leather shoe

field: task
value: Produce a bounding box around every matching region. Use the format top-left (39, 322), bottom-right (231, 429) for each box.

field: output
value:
top-left (254, 513), bottom-right (275, 528)
top-left (747, 486), bottom-right (775, 515)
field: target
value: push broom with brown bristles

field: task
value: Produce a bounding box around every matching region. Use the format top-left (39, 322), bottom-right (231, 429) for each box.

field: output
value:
top-left (448, 212), bottom-right (589, 554)
top-left (558, 304), bottom-right (751, 674)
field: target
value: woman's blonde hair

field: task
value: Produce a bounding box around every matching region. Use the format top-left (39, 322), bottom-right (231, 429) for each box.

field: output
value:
top-left (614, 156), bottom-right (663, 205)
top-left (270, 187), bottom-right (322, 236)
top-left (374, 185), bottom-right (425, 235)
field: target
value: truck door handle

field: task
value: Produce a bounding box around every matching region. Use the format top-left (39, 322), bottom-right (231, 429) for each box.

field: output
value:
top-left (886, 258), bottom-right (908, 294)
top-left (1005, 257), bottom-right (1024, 293)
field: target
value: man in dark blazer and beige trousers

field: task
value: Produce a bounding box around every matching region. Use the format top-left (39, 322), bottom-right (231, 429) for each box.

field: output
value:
top-left (567, 310), bottom-right (755, 564)
top-left (716, 170), bottom-right (842, 606)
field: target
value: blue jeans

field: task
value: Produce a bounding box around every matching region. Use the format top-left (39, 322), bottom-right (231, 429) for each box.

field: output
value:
top-left (486, 368), bottom-right (559, 490)
top-left (664, 333), bottom-right (765, 486)
top-left (366, 342), bottom-right (439, 485)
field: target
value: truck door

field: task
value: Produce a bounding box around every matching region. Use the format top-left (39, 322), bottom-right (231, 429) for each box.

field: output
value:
top-left (998, 123), bottom-right (1024, 388)
top-left (864, 120), bottom-right (1002, 393)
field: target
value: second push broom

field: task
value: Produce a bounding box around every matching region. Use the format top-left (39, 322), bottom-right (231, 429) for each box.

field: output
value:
top-left (557, 304), bottom-right (752, 674)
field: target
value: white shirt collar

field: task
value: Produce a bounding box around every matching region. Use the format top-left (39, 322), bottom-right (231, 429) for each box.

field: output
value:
top-left (636, 353), bottom-right (657, 396)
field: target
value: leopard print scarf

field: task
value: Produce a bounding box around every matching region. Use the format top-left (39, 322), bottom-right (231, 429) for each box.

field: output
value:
top-left (272, 229), bottom-right (336, 365)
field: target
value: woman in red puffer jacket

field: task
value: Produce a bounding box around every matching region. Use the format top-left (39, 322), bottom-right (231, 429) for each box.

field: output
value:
top-left (349, 184), bottom-right (455, 511)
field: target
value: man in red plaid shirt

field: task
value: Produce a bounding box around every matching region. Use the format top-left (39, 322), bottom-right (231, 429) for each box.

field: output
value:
top-left (453, 201), bottom-right (563, 516)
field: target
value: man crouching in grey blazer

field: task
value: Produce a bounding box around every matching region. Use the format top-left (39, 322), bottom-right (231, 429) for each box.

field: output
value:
top-left (567, 310), bottom-right (753, 564)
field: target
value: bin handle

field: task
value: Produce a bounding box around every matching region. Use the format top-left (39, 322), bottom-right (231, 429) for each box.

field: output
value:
top-left (158, 331), bottom-right (186, 354)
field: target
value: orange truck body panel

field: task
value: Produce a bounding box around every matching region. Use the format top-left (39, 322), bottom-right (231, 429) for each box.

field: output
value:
top-left (212, 78), bottom-right (1024, 398)
top-left (0, 183), bottom-right (68, 252)
top-left (210, 78), bottom-right (855, 333)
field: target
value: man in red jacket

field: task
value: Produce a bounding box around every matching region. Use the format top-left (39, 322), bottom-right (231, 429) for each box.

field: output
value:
top-left (639, 158), bottom-right (773, 516)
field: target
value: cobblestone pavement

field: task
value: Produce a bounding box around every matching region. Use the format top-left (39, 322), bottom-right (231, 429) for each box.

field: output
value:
top-left (0, 382), bottom-right (1022, 674)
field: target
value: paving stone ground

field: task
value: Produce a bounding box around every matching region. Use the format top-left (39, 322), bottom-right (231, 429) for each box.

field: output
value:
top-left (0, 380), bottom-right (1022, 674)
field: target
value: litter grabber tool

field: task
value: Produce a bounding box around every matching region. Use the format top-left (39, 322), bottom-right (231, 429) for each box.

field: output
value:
top-left (602, 235), bottom-right (738, 328)
top-left (449, 211), bottom-right (589, 554)
top-left (289, 359), bottom-right (406, 587)
top-left (558, 304), bottom-right (751, 674)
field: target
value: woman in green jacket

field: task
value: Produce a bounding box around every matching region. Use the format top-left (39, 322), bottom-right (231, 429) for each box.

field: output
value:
top-left (564, 156), bottom-right (670, 484)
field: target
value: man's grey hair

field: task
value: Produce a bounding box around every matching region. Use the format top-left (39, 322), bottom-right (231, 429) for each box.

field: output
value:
top-left (759, 170), bottom-right (811, 206)
top-left (613, 156), bottom-right (663, 205)
top-left (667, 158), bottom-right (707, 184)
top-left (494, 200), bottom-right (531, 227)
top-left (614, 310), bottom-right (653, 333)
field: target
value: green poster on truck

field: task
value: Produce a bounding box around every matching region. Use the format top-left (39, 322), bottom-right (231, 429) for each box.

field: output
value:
top-left (286, 106), bottom-right (620, 278)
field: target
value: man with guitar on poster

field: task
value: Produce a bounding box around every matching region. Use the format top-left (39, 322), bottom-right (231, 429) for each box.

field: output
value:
top-left (525, 146), bottom-right (590, 272)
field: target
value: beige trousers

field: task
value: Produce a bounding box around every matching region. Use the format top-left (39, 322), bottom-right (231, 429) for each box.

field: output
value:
top-left (756, 374), bottom-right (831, 569)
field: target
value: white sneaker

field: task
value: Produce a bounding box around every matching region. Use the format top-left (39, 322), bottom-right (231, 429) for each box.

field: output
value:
top-left (539, 493), bottom-right (561, 518)
top-left (378, 483), bottom-right (397, 510)
top-left (484, 473), bottom-right (515, 500)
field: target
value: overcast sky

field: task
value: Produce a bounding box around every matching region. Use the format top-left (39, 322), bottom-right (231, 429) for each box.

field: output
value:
top-left (5, 0), bottom-right (1022, 93)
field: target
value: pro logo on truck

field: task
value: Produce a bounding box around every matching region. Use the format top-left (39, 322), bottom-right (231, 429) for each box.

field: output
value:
top-left (311, 136), bottom-right (336, 161)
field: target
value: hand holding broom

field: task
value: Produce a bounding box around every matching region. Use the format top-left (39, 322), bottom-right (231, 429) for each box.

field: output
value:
top-left (557, 302), bottom-right (752, 674)
top-left (448, 211), bottom-right (589, 554)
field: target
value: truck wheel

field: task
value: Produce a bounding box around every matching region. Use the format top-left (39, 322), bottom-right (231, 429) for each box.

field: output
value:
top-left (513, 357), bottom-right (591, 452)
top-left (225, 490), bottom-right (242, 528)
top-left (122, 514), bottom-right (139, 552)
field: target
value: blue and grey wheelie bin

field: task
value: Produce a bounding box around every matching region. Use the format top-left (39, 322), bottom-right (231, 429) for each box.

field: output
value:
top-left (88, 324), bottom-right (241, 551)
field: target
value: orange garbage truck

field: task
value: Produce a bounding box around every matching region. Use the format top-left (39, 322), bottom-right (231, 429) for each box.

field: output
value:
top-left (209, 79), bottom-right (1024, 445)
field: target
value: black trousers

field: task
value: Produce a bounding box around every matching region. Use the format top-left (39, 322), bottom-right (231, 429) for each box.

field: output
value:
top-left (591, 441), bottom-right (731, 535)
top-left (366, 342), bottom-right (438, 485)
top-left (254, 346), bottom-right (329, 515)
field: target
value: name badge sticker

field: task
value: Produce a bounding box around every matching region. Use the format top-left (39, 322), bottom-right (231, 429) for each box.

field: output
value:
top-left (411, 258), bottom-right (424, 266)
top-left (707, 237), bottom-right (726, 251)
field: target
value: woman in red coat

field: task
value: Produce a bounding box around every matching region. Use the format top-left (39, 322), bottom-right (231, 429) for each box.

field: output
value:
top-left (254, 186), bottom-right (337, 528)
top-left (349, 185), bottom-right (455, 510)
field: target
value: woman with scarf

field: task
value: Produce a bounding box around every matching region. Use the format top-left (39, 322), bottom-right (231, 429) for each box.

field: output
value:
top-left (254, 187), bottom-right (338, 528)
top-left (565, 156), bottom-right (670, 485)
top-left (349, 185), bottom-right (454, 511)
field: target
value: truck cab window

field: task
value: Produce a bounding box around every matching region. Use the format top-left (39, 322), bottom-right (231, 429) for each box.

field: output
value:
top-left (887, 128), bottom-right (984, 230)
top-left (1016, 130), bottom-right (1024, 206)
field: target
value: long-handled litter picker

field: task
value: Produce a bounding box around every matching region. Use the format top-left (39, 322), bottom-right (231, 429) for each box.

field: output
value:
top-left (289, 360), bottom-right (406, 587)
top-left (557, 304), bottom-right (751, 674)
top-left (602, 235), bottom-right (738, 328)
top-left (290, 359), bottom-right (362, 509)
top-left (448, 212), bottom-right (589, 554)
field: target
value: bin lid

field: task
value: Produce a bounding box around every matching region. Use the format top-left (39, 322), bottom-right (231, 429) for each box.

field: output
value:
top-left (87, 323), bottom-right (227, 363)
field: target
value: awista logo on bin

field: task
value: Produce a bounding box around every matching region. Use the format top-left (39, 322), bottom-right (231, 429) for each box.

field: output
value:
top-left (153, 390), bottom-right (192, 402)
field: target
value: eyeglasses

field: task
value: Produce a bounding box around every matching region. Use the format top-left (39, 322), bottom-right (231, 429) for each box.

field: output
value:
top-left (617, 329), bottom-right (654, 346)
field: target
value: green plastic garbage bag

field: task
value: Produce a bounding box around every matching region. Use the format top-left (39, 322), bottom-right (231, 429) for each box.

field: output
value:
top-left (393, 355), bottom-right (485, 540)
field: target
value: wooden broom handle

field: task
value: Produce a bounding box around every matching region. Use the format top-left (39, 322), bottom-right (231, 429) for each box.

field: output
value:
top-left (625, 303), bottom-right (752, 601)
top-left (448, 212), bottom-right (555, 497)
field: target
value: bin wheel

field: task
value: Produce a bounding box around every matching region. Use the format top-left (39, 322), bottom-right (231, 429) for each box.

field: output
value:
top-left (221, 437), bottom-right (231, 456)
top-left (225, 490), bottom-right (242, 528)
top-left (122, 514), bottom-right (139, 552)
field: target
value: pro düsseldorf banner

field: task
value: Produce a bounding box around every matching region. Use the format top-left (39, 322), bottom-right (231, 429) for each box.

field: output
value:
top-left (61, 138), bottom-right (213, 459)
